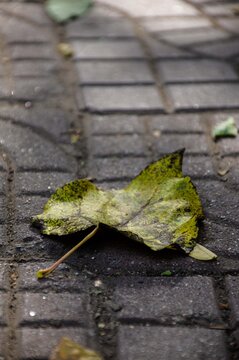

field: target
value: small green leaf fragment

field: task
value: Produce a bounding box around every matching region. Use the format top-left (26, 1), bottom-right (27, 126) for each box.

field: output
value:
top-left (212, 117), bottom-right (238, 139)
top-left (45, 0), bottom-right (92, 23)
top-left (189, 244), bottom-right (217, 261)
top-left (161, 270), bottom-right (172, 276)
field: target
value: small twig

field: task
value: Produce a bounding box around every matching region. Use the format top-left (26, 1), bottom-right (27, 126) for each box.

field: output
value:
top-left (37, 224), bottom-right (99, 279)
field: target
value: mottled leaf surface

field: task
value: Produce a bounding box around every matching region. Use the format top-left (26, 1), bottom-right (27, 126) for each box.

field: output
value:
top-left (33, 151), bottom-right (216, 260)
top-left (50, 337), bottom-right (102, 360)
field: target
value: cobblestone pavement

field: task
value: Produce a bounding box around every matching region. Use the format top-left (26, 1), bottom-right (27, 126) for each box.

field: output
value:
top-left (0, 0), bottom-right (238, 359)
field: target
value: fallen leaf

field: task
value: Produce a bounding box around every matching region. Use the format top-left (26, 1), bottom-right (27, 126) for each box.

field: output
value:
top-left (33, 150), bottom-right (216, 262)
top-left (57, 43), bottom-right (74, 58)
top-left (45, 0), bottom-right (92, 23)
top-left (212, 117), bottom-right (238, 140)
top-left (50, 337), bottom-right (102, 360)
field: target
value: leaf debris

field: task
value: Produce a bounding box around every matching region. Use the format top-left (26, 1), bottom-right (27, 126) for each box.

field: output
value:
top-left (212, 117), bottom-right (238, 140)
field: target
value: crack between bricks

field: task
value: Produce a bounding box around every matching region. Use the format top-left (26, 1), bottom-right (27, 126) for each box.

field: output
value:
top-left (213, 276), bottom-right (238, 360)
top-left (89, 281), bottom-right (118, 360)
top-left (48, 24), bottom-right (89, 179)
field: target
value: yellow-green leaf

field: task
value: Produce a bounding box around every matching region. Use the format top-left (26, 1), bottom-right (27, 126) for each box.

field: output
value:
top-left (50, 337), bottom-right (102, 360)
top-left (32, 150), bottom-right (216, 260)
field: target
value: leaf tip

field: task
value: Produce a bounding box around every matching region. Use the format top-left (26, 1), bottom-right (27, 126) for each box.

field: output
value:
top-left (189, 244), bottom-right (217, 261)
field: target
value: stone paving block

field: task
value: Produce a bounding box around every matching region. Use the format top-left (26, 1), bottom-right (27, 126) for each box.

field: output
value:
top-left (117, 325), bottom-right (228, 360)
top-left (18, 327), bottom-right (94, 360)
top-left (151, 133), bottom-right (208, 155)
top-left (149, 113), bottom-right (204, 133)
top-left (9, 44), bottom-right (57, 60)
top-left (90, 134), bottom-right (147, 157)
top-left (225, 276), bottom-right (239, 327)
top-left (217, 137), bottom-right (239, 155)
top-left (80, 86), bottom-right (163, 112)
top-left (141, 16), bottom-right (212, 33)
top-left (12, 60), bottom-right (59, 78)
top-left (0, 121), bottom-right (76, 171)
top-left (90, 115), bottom-right (145, 135)
top-left (75, 60), bottom-right (154, 84)
top-left (0, 78), bottom-right (63, 101)
top-left (193, 179), bottom-right (239, 225)
top-left (66, 16), bottom-right (134, 38)
top-left (0, 3), bottom-right (51, 25)
top-left (201, 219), bottom-right (239, 257)
top-left (147, 38), bottom-right (195, 59)
top-left (71, 40), bottom-right (145, 60)
top-left (0, 105), bottom-right (73, 142)
top-left (13, 223), bottom-right (73, 260)
top-left (222, 156), bottom-right (239, 189)
top-left (182, 155), bottom-right (215, 178)
top-left (203, 3), bottom-right (237, 16)
top-left (114, 276), bottom-right (220, 323)
top-left (89, 157), bottom-right (149, 181)
top-left (218, 18), bottom-right (239, 34)
top-left (0, 15), bottom-right (53, 43)
top-left (194, 39), bottom-right (239, 59)
top-left (18, 262), bottom-right (88, 292)
top-left (160, 28), bottom-right (229, 47)
top-left (15, 172), bottom-right (74, 195)
top-left (96, 0), bottom-right (200, 16)
top-left (16, 196), bottom-right (48, 222)
top-left (158, 59), bottom-right (238, 83)
top-left (19, 292), bottom-right (90, 327)
top-left (167, 84), bottom-right (239, 110)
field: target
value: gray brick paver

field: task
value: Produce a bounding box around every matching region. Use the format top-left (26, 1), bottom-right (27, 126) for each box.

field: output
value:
top-left (158, 59), bottom-right (238, 83)
top-left (225, 276), bottom-right (239, 327)
top-left (75, 60), bottom-right (154, 85)
top-left (167, 84), bottom-right (239, 110)
top-left (18, 328), bottom-right (93, 360)
top-left (90, 134), bottom-right (147, 157)
top-left (19, 293), bottom-right (90, 326)
top-left (66, 16), bottom-right (135, 38)
top-left (114, 276), bottom-right (221, 322)
top-left (71, 39), bottom-right (145, 60)
top-left (0, 121), bottom-right (77, 171)
top-left (117, 326), bottom-right (228, 360)
top-left (80, 85), bottom-right (164, 112)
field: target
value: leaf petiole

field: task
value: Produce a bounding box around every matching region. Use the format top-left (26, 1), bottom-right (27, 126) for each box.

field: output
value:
top-left (37, 224), bottom-right (99, 279)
